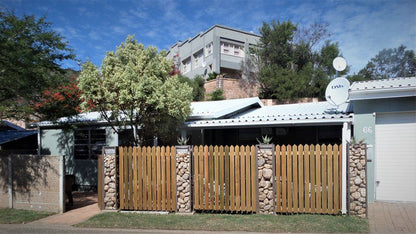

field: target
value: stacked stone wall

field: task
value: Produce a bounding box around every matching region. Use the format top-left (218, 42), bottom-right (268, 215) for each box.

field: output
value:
top-left (257, 145), bottom-right (275, 214)
top-left (176, 146), bottom-right (192, 212)
top-left (349, 144), bottom-right (367, 217)
top-left (103, 152), bottom-right (117, 210)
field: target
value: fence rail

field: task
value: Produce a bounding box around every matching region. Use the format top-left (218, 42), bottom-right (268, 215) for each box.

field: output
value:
top-left (193, 145), bottom-right (257, 213)
top-left (119, 146), bottom-right (176, 211)
top-left (275, 144), bottom-right (342, 214)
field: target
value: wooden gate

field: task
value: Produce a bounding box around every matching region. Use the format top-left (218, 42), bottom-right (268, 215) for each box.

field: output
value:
top-left (119, 146), bottom-right (176, 211)
top-left (193, 145), bottom-right (257, 213)
top-left (275, 144), bottom-right (342, 214)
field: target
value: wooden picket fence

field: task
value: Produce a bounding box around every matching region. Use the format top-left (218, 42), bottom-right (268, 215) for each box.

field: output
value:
top-left (119, 146), bottom-right (176, 211)
top-left (193, 145), bottom-right (257, 213)
top-left (275, 144), bottom-right (342, 214)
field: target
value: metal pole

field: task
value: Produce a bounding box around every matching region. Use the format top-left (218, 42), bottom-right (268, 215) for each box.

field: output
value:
top-left (342, 122), bottom-right (351, 214)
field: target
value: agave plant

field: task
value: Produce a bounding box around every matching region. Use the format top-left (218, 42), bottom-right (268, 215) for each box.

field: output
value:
top-left (177, 136), bottom-right (189, 145)
top-left (257, 135), bottom-right (273, 144)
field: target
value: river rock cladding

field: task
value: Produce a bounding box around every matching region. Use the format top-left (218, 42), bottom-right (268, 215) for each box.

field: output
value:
top-left (349, 144), bottom-right (367, 217)
top-left (176, 150), bottom-right (192, 212)
top-left (103, 154), bottom-right (117, 209)
top-left (258, 147), bottom-right (275, 214)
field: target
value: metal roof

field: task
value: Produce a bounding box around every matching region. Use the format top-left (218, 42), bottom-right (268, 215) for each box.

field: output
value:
top-left (185, 101), bottom-right (353, 128)
top-left (349, 77), bottom-right (416, 100)
top-left (189, 97), bottom-right (263, 120)
top-left (0, 130), bottom-right (37, 145)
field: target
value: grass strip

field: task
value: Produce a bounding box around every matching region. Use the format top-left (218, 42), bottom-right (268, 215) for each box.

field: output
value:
top-left (0, 208), bottom-right (55, 224)
top-left (77, 212), bottom-right (368, 233)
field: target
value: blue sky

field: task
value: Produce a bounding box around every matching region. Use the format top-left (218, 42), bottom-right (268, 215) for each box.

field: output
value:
top-left (2, 0), bottom-right (415, 74)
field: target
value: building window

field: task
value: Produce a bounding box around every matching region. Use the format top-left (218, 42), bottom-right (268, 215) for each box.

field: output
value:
top-left (205, 42), bottom-right (213, 57)
top-left (74, 128), bottom-right (106, 160)
top-left (182, 57), bottom-right (191, 74)
top-left (221, 42), bottom-right (244, 57)
top-left (194, 50), bottom-right (204, 68)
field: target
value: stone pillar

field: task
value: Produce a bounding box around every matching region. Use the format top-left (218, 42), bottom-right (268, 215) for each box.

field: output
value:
top-left (103, 147), bottom-right (118, 210)
top-left (348, 144), bottom-right (367, 217)
top-left (175, 145), bottom-right (192, 213)
top-left (257, 144), bottom-right (275, 214)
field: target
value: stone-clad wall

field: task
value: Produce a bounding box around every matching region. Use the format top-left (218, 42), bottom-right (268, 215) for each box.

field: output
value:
top-left (103, 150), bottom-right (117, 210)
top-left (176, 146), bottom-right (192, 213)
top-left (349, 144), bottom-right (367, 217)
top-left (257, 145), bottom-right (275, 214)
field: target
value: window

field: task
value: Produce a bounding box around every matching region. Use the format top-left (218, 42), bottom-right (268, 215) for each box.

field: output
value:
top-left (182, 57), bottom-right (191, 74)
top-left (220, 42), bottom-right (244, 57)
top-left (74, 128), bottom-right (106, 160)
top-left (205, 42), bottom-right (213, 57)
top-left (194, 50), bottom-right (204, 68)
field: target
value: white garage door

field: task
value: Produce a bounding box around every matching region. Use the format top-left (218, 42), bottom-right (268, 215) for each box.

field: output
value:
top-left (375, 112), bottom-right (416, 202)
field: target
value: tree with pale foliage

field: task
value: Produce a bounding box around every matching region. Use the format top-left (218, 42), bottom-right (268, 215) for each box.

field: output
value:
top-left (78, 35), bottom-right (193, 146)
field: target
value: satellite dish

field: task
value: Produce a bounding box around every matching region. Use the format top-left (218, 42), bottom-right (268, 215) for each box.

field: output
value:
top-left (333, 57), bottom-right (347, 72)
top-left (325, 77), bottom-right (350, 106)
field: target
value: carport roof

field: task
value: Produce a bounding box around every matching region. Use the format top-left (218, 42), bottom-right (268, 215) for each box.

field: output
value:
top-left (185, 101), bottom-right (352, 128)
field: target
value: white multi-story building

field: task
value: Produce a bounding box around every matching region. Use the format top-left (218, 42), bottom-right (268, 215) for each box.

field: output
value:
top-left (166, 25), bottom-right (260, 79)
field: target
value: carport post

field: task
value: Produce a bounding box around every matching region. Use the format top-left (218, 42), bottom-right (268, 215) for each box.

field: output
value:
top-left (8, 155), bottom-right (12, 208)
top-left (342, 121), bottom-right (351, 214)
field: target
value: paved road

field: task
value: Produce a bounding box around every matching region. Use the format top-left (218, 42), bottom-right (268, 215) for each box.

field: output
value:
top-left (0, 224), bottom-right (265, 234)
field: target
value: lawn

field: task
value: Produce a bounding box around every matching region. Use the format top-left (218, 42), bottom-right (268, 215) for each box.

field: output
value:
top-left (77, 212), bottom-right (369, 233)
top-left (0, 208), bottom-right (55, 224)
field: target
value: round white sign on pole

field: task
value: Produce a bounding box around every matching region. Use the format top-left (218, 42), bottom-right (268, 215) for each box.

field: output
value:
top-left (325, 77), bottom-right (350, 106)
top-left (333, 57), bottom-right (347, 72)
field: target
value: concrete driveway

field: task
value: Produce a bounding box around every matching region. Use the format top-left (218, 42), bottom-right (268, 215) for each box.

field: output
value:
top-left (369, 201), bottom-right (416, 233)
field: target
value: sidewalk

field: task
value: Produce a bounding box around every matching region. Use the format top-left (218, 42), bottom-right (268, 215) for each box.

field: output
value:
top-left (368, 201), bottom-right (416, 233)
top-left (31, 202), bottom-right (101, 226)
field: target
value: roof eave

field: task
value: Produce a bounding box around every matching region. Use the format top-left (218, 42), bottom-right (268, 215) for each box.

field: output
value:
top-left (184, 116), bottom-right (353, 129)
top-left (349, 87), bottom-right (416, 100)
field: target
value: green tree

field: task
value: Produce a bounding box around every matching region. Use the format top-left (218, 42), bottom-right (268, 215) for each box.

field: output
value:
top-left (255, 20), bottom-right (343, 101)
top-left (177, 75), bottom-right (205, 101)
top-left (357, 45), bottom-right (416, 80)
top-left (78, 35), bottom-right (193, 146)
top-left (0, 11), bottom-right (75, 120)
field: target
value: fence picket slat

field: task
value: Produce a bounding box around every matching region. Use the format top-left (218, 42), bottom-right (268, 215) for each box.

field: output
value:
top-left (133, 147), bottom-right (138, 210)
top-left (304, 145), bottom-right (310, 213)
top-left (214, 146), bottom-right (219, 210)
top-left (225, 146), bottom-right (230, 211)
top-left (193, 146), bottom-right (199, 210)
top-left (287, 145), bottom-right (292, 213)
top-left (161, 147), bottom-right (166, 211)
top-left (230, 146), bottom-right (235, 212)
top-left (245, 146), bottom-right (251, 212)
top-left (281, 145), bottom-right (287, 213)
top-left (119, 147), bottom-right (124, 209)
top-left (199, 146), bottom-right (204, 210)
top-left (127, 147), bottom-right (132, 209)
top-left (315, 145), bottom-right (321, 213)
top-left (299, 145), bottom-right (304, 213)
top-left (328, 144), bottom-right (333, 214)
top-left (156, 147), bottom-right (161, 210)
top-left (204, 146), bottom-right (209, 210)
top-left (275, 145), bottom-right (281, 213)
top-left (235, 146), bottom-right (241, 212)
top-left (322, 144), bottom-right (327, 213)
top-left (251, 146), bottom-right (257, 213)
top-left (240, 146), bottom-right (246, 212)
top-left (293, 145), bottom-right (298, 213)
top-left (219, 146), bottom-right (225, 210)
top-left (334, 144), bottom-right (340, 213)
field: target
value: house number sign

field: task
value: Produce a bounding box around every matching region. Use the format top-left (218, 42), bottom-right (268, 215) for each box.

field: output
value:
top-left (362, 126), bottom-right (373, 134)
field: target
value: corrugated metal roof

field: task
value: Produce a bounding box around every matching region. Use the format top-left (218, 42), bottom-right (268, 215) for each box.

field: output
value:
top-left (189, 97), bottom-right (263, 120)
top-left (349, 77), bottom-right (416, 100)
top-left (0, 131), bottom-right (37, 145)
top-left (185, 101), bottom-right (352, 128)
top-left (350, 77), bottom-right (416, 91)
